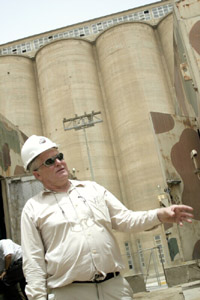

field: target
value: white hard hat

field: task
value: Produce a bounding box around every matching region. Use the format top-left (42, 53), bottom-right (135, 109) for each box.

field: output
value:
top-left (21, 135), bottom-right (58, 171)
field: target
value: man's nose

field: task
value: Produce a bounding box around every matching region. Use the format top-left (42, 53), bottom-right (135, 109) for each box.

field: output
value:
top-left (55, 158), bottom-right (62, 166)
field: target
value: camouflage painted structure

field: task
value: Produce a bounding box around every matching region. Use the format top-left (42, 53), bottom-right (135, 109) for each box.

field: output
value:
top-left (172, 0), bottom-right (200, 260)
top-left (0, 113), bottom-right (27, 240)
top-left (147, 0), bottom-right (200, 265)
top-left (150, 112), bottom-right (200, 261)
top-left (0, 113), bottom-right (26, 177)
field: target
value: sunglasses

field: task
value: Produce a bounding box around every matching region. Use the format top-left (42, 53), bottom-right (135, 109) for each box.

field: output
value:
top-left (34, 153), bottom-right (64, 171)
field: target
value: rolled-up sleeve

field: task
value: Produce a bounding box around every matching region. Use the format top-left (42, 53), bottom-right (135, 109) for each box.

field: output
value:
top-left (21, 203), bottom-right (47, 300)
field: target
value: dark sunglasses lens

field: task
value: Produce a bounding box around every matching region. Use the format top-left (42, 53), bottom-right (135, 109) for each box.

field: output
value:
top-left (57, 153), bottom-right (64, 160)
top-left (45, 153), bottom-right (64, 166)
top-left (45, 157), bottom-right (55, 166)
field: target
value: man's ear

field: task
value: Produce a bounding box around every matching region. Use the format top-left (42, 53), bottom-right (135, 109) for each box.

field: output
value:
top-left (33, 170), bottom-right (41, 181)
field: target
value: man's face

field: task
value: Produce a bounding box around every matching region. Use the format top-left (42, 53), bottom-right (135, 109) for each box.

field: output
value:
top-left (33, 148), bottom-right (69, 190)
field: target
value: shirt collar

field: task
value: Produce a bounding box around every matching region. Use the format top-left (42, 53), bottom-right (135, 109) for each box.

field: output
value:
top-left (42, 179), bottom-right (85, 194)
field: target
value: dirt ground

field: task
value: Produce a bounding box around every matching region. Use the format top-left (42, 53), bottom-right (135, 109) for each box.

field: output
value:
top-left (133, 286), bottom-right (184, 300)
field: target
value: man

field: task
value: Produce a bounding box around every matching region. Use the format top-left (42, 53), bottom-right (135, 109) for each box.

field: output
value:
top-left (20, 135), bottom-right (194, 300)
top-left (0, 239), bottom-right (27, 300)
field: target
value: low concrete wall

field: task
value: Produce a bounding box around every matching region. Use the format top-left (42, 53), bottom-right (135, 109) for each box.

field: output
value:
top-left (125, 274), bottom-right (146, 293)
top-left (165, 261), bottom-right (200, 287)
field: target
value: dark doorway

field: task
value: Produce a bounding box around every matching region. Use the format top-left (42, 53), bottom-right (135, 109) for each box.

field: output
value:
top-left (0, 181), bottom-right (6, 239)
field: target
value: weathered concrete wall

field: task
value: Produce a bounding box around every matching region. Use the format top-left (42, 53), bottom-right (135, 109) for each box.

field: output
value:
top-left (165, 261), bottom-right (200, 287)
top-left (1, 175), bottom-right (43, 243)
top-left (125, 274), bottom-right (146, 293)
top-left (173, 0), bottom-right (200, 121)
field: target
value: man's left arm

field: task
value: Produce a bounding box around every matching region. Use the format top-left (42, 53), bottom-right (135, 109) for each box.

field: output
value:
top-left (102, 187), bottom-right (193, 231)
top-left (99, 187), bottom-right (160, 232)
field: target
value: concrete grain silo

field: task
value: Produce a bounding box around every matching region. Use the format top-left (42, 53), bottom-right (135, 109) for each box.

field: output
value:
top-left (96, 22), bottom-right (174, 217)
top-left (157, 14), bottom-right (174, 84)
top-left (0, 56), bottom-right (42, 136)
top-left (35, 39), bottom-right (122, 196)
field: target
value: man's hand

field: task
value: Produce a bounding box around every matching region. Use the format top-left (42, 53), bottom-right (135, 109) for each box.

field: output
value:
top-left (0, 271), bottom-right (6, 280)
top-left (157, 205), bottom-right (194, 226)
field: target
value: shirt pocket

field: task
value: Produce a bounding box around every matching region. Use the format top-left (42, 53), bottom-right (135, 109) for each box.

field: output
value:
top-left (87, 196), bottom-right (111, 224)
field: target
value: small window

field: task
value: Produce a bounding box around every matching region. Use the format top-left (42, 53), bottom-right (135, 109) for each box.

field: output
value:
top-left (124, 241), bottom-right (134, 270)
top-left (154, 235), bottom-right (165, 263)
top-left (136, 239), bottom-right (145, 268)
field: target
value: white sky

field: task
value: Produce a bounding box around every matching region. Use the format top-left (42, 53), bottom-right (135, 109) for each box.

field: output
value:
top-left (0, 0), bottom-right (161, 45)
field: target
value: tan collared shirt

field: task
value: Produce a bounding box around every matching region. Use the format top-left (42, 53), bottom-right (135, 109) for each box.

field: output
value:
top-left (21, 180), bottom-right (161, 300)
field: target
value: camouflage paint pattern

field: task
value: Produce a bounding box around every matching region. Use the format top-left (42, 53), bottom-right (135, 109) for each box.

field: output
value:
top-left (0, 113), bottom-right (27, 177)
top-left (150, 111), bottom-right (200, 261)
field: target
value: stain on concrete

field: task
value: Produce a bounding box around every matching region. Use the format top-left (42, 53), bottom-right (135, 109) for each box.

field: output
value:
top-left (2, 143), bottom-right (11, 170)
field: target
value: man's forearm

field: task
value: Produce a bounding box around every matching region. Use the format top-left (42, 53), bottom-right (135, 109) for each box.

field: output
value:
top-left (5, 254), bottom-right (12, 270)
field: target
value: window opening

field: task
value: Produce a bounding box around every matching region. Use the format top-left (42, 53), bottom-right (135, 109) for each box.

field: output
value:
top-left (124, 241), bottom-right (134, 270)
top-left (136, 239), bottom-right (145, 268)
top-left (154, 235), bottom-right (165, 264)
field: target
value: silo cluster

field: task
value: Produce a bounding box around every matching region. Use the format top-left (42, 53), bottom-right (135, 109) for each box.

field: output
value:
top-left (0, 14), bottom-right (175, 265)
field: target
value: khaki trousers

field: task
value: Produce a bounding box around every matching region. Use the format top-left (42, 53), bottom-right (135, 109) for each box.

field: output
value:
top-left (52, 275), bottom-right (133, 300)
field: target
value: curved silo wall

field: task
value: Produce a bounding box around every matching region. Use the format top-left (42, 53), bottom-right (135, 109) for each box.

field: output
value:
top-left (35, 39), bottom-right (121, 196)
top-left (0, 56), bottom-right (42, 136)
top-left (96, 22), bottom-right (174, 212)
top-left (157, 13), bottom-right (174, 84)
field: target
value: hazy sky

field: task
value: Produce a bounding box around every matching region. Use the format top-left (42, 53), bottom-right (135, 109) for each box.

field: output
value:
top-left (0, 0), bottom-right (161, 45)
